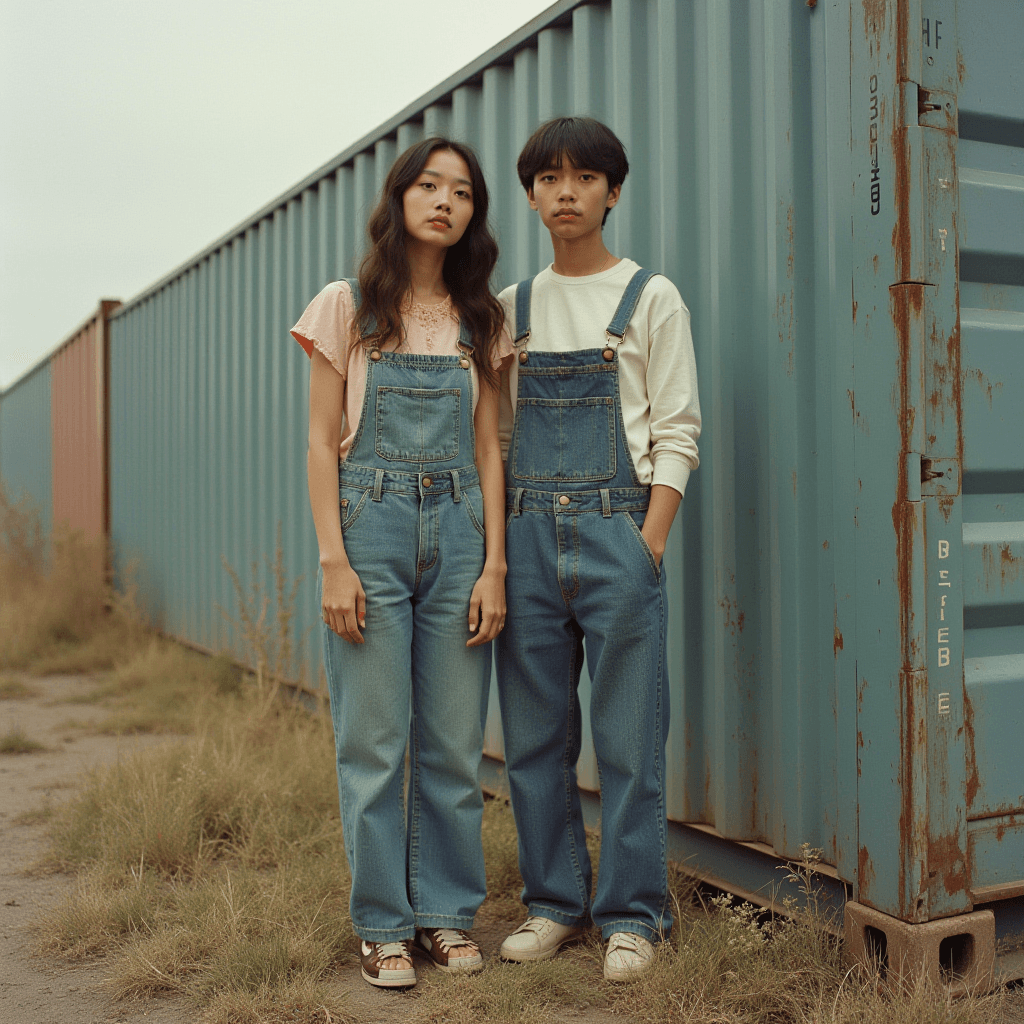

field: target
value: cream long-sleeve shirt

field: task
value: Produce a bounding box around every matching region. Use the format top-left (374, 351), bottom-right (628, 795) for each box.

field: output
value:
top-left (497, 259), bottom-right (701, 497)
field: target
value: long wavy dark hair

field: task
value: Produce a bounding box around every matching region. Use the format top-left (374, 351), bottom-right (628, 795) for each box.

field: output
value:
top-left (354, 137), bottom-right (504, 389)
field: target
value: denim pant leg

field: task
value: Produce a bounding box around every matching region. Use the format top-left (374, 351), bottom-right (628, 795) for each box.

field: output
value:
top-left (574, 509), bottom-right (672, 942)
top-left (320, 493), bottom-right (418, 943)
top-left (406, 489), bottom-right (491, 928)
top-left (496, 511), bottom-right (593, 927)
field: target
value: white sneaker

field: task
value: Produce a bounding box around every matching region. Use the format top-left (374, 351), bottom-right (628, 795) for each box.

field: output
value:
top-left (499, 916), bottom-right (586, 961)
top-left (603, 932), bottom-right (655, 982)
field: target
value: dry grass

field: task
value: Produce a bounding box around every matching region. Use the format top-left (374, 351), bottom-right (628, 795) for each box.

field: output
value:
top-left (0, 485), bottom-right (147, 675)
top-left (37, 698), bottom-right (355, 1022)
top-left (0, 676), bottom-right (38, 699)
top-left (0, 724), bottom-right (47, 754)
top-left (38, 696), bottom-right (1008, 1024)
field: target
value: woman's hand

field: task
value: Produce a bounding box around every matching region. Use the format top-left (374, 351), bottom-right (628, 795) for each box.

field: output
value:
top-left (322, 561), bottom-right (366, 644)
top-left (467, 565), bottom-right (506, 647)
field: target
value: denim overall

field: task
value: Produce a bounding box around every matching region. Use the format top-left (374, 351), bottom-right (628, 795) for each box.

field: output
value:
top-left (496, 269), bottom-right (672, 943)
top-left (319, 281), bottom-right (490, 943)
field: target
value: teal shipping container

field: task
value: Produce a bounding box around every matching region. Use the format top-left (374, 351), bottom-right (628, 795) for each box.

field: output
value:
top-left (101, 0), bottom-right (1023, 987)
top-left (0, 361), bottom-right (53, 539)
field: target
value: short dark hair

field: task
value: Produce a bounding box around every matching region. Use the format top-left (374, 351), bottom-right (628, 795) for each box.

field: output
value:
top-left (517, 117), bottom-right (629, 226)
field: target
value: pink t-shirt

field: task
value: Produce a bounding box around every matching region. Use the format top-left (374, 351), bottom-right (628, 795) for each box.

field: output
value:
top-left (291, 280), bottom-right (512, 461)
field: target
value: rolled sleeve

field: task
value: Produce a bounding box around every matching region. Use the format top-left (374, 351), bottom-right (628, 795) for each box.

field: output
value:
top-left (647, 306), bottom-right (701, 497)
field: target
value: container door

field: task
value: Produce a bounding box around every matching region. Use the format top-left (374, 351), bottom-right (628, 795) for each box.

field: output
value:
top-left (956, 0), bottom-right (1024, 905)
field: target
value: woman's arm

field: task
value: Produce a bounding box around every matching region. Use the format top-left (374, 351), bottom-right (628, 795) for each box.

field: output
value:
top-left (467, 361), bottom-right (510, 647)
top-left (307, 348), bottom-right (366, 643)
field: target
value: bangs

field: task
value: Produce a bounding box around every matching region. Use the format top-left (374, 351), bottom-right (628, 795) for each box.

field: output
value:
top-left (517, 117), bottom-right (629, 192)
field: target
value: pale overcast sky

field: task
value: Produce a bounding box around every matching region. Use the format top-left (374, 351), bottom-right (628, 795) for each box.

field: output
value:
top-left (0, 0), bottom-right (555, 388)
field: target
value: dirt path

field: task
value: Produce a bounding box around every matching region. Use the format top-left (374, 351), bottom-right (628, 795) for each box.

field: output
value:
top-left (0, 674), bottom-right (621, 1024)
top-left (1, 673), bottom-right (190, 1024)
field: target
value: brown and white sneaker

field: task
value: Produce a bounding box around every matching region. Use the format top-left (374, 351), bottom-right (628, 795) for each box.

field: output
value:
top-left (359, 939), bottom-right (417, 988)
top-left (415, 927), bottom-right (484, 972)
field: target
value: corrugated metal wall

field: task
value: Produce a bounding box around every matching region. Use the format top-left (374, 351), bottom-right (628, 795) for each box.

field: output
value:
top-left (51, 301), bottom-right (120, 543)
top-left (0, 362), bottom-right (53, 539)
top-left (108, 0), bottom-right (853, 872)
top-left (956, 0), bottom-right (1024, 908)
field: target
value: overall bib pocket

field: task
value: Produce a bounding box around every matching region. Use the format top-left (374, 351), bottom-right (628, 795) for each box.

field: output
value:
top-left (374, 387), bottom-right (461, 462)
top-left (511, 397), bottom-right (617, 482)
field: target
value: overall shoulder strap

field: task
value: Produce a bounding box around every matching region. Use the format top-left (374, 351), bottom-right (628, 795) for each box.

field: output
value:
top-left (344, 278), bottom-right (377, 339)
top-left (513, 278), bottom-right (534, 344)
top-left (605, 268), bottom-right (660, 340)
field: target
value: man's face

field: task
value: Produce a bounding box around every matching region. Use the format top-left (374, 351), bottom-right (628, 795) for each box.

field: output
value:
top-left (528, 157), bottom-right (620, 239)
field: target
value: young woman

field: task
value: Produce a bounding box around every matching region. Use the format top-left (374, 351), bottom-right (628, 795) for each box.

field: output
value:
top-left (291, 138), bottom-right (511, 988)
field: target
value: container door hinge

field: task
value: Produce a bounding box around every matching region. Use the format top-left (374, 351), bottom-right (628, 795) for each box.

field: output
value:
top-left (921, 457), bottom-right (960, 496)
top-left (900, 82), bottom-right (957, 132)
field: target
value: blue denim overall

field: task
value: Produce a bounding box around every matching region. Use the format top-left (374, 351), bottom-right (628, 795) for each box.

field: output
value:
top-left (496, 269), bottom-right (673, 943)
top-left (319, 282), bottom-right (490, 942)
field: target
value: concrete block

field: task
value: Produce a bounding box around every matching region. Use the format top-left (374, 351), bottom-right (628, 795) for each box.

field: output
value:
top-left (844, 900), bottom-right (996, 995)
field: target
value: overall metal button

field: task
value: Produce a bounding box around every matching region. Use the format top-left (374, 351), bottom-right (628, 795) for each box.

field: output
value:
top-left (518, 350), bottom-right (529, 364)
top-left (602, 348), bottom-right (614, 361)
top-left (370, 349), bottom-right (382, 362)
top-left (459, 356), bottom-right (470, 369)
top-left (558, 495), bottom-right (570, 506)
top-left (422, 477), bottom-right (433, 488)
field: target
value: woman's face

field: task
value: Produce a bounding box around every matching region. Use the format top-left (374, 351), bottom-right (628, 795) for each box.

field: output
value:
top-left (402, 148), bottom-right (474, 250)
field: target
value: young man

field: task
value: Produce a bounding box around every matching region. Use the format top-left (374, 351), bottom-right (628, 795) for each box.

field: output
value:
top-left (495, 117), bottom-right (701, 981)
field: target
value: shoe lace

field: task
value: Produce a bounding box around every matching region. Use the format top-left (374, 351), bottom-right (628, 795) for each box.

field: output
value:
top-left (608, 933), bottom-right (643, 954)
top-left (374, 940), bottom-right (410, 964)
top-left (433, 928), bottom-right (477, 952)
top-left (515, 916), bottom-right (554, 937)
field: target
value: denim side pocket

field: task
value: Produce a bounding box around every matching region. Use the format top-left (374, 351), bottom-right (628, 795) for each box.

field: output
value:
top-left (463, 485), bottom-right (487, 539)
top-left (623, 511), bottom-right (661, 582)
top-left (340, 488), bottom-right (371, 533)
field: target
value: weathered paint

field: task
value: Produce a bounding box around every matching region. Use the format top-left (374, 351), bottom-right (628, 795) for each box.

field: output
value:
top-left (51, 301), bottom-right (120, 543)
top-left (0, 361), bottom-right (52, 537)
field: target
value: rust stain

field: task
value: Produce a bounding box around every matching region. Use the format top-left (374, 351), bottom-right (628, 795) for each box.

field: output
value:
top-left (964, 688), bottom-right (980, 810)
top-left (982, 543), bottom-right (1021, 588)
top-left (872, 254), bottom-right (879, 274)
top-left (737, 611), bottom-right (745, 633)
top-left (834, 627), bottom-right (844, 657)
top-left (891, 44), bottom-right (914, 283)
top-left (928, 831), bottom-right (968, 898)
top-left (891, 286), bottom-right (921, 676)
top-left (949, 241), bottom-right (965, 468)
top-left (861, 0), bottom-right (887, 48)
top-left (852, 298), bottom-right (858, 323)
top-left (995, 815), bottom-right (1020, 841)
top-left (823, 539), bottom-right (829, 550)
top-left (858, 845), bottom-right (875, 899)
top-left (897, 669), bottom-right (931, 916)
top-left (957, 48), bottom-right (966, 85)
top-left (966, 366), bottom-right (1001, 408)
top-left (938, 495), bottom-right (955, 523)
